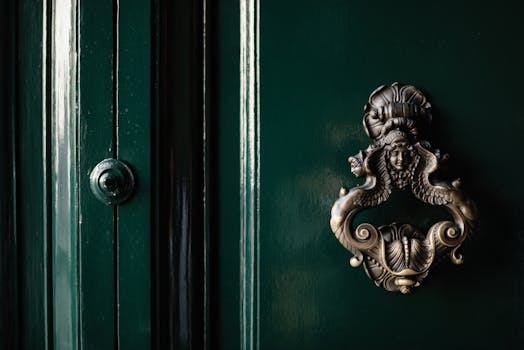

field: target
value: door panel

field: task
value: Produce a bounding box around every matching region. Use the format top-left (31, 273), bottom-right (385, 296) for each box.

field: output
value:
top-left (79, 0), bottom-right (116, 348)
top-left (1, 0), bottom-right (154, 348)
top-left (3, 1), bottom-right (524, 349)
top-left (215, 1), bottom-right (524, 349)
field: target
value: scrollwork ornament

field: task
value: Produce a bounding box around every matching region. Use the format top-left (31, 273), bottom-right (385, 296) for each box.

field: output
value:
top-left (330, 83), bottom-right (477, 294)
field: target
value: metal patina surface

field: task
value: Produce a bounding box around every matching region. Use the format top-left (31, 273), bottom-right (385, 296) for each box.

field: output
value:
top-left (330, 83), bottom-right (477, 293)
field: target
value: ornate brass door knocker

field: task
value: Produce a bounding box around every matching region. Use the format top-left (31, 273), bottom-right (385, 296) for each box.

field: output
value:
top-left (330, 83), bottom-right (477, 294)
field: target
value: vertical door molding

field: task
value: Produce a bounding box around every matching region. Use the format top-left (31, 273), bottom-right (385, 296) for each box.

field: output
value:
top-left (50, 0), bottom-right (80, 348)
top-left (239, 0), bottom-right (260, 349)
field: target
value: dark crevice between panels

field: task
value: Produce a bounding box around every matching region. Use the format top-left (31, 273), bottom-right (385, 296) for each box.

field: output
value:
top-left (156, 0), bottom-right (207, 348)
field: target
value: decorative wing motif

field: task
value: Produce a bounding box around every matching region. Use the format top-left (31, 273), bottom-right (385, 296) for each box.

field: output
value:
top-left (330, 147), bottom-right (392, 253)
top-left (410, 143), bottom-right (452, 206)
top-left (354, 147), bottom-right (392, 207)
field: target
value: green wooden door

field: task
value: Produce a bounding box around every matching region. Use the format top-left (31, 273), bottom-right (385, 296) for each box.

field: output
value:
top-left (2, 0), bottom-right (524, 350)
top-left (1, 0), bottom-right (153, 348)
top-left (213, 1), bottom-right (524, 349)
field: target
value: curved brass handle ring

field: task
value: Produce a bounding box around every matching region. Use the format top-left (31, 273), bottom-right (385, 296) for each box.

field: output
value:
top-left (330, 83), bottom-right (477, 294)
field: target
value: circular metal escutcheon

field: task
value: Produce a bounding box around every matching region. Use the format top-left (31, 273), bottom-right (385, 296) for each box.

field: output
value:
top-left (89, 158), bottom-right (136, 206)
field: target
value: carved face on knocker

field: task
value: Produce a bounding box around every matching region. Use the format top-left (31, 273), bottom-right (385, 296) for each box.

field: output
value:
top-left (388, 144), bottom-right (412, 171)
top-left (384, 141), bottom-right (417, 189)
top-left (349, 155), bottom-right (364, 177)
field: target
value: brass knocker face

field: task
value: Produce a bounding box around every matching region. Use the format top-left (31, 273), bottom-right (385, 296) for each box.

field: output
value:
top-left (330, 83), bottom-right (477, 294)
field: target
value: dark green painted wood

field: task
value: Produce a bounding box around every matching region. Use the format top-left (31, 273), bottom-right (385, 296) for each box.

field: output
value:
top-left (214, 1), bottom-right (524, 349)
top-left (0, 0), bottom-right (18, 348)
top-left (117, 0), bottom-right (152, 348)
top-left (260, 1), bottom-right (524, 349)
top-left (202, 3), bottom-right (212, 347)
top-left (8, 0), bottom-right (159, 348)
top-left (17, 0), bottom-right (52, 348)
top-left (152, 0), bottom-right (161, 347)
top-left (78, 1), bottom-right (116, 349)
top-left (212, 1), bottom-right (241, 349)
top-left (10, 1), bottom-right (524, 349)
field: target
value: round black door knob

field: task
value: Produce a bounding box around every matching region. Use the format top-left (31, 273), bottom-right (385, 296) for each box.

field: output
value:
top-left (89, 158), bottom-right (135, 206)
